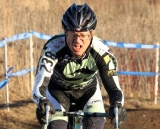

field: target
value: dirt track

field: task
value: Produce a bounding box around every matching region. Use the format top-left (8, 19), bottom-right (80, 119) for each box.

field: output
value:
top-left (0, 101), bottom-right (160, 129)
top-left (105, 109), bottom-right (160, 129)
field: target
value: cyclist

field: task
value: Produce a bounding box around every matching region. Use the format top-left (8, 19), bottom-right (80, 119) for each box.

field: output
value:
top-left (32, 3), bottom-right (127, 129)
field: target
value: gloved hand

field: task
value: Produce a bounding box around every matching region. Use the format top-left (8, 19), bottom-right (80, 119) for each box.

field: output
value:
top-left (109, 102), bottom-right (127, 128)
top-left (36, 98), bottom-right (55, 125)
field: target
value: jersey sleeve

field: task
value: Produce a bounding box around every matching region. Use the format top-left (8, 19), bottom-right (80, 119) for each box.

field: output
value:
top-left (32, 47), bottom-right (58, 105)
top-left (99, 54), bottom-right (124, 106)
top-left (92, 37), bottom-right (124, 106)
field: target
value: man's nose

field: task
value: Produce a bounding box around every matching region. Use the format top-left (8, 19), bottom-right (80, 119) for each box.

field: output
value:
top-left (74, 35), bottom-right (81, 41)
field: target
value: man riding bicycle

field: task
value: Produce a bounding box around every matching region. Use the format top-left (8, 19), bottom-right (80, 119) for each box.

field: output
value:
top-left (32, 3), bottom-right (127, 129)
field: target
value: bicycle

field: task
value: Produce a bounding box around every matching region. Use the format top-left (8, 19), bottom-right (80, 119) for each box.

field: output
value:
top-left (43, 103), bottom-right (119, 129)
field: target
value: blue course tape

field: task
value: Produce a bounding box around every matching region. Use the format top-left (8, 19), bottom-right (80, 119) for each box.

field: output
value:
top-left (6, 68), bottom-right (36, 77)
top-left (5, 68), bottom-right (158, 77)
top-left (0, 31), bottom-right (159, 49)
top-left (104, 40), bottom-right (158, 49)
top-left (6, 32), bottom-right (32, 42)
top-left (0, 31), bottom-right (159, 79)
top-left (0, 79), bottom-right (9, 89)
top-left (6, 66), bottom-right (14, 73)
top-left (117, 71), bottom-right (157, 76)
top-left (30, 31), bottom-right (53, 40)
top-left (0, 40), bottom-right (7, 48)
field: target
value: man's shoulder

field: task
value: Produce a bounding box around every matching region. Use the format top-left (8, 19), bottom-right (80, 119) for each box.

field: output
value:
top-left (91, 36), bottom-right (110, 55)
top-left (43, 33), bottom-right (66, 53)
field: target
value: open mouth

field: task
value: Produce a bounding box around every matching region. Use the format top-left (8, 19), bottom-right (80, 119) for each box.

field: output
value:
top-left (73, 45), bottom-right (82, 51)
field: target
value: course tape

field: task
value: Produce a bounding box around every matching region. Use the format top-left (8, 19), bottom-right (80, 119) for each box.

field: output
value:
top-left (104, 40), bottom-right (158, 49)
top-left (0, 40), bottom-right (6, 48)
top-left (4, 68), bottom-right (159, 77)
top-left (6, 68), bottom-right (36, 77)
top-left (6, 66), bottom-right (14, 73)
top-left (6, 32), bottom-right (32, 42)
top-left (0, 31), bottom-right (159, 89)
top-left (0, 67), bottom-right (36, 89)
top-left (0, 31), bottom-right (159, 49)
top-left (30, 31), bottom-right (53, 40)
top-left (0, 79), bottom-right (9, 89)
top-left (0, 68), bottom-right (159, 89)
top-left (117, 71), bottom-right (158, 76)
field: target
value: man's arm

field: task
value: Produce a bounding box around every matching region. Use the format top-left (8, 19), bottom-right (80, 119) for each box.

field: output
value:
top-left (98, 54), bottom-right (124, 106)
top-left (94, 43), bottom-right (127, 127)
top-left (91, 36), bottom-right (124, 105)
top-left (32, 47), bottom-right (58, 105)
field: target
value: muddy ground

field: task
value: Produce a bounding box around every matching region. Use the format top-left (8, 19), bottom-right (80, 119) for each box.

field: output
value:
top-left (0, 100), bottom-right (160, 129)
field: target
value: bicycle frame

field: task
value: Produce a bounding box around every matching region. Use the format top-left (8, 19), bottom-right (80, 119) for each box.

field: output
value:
top-left (43, 105), bottom-right (119, 129)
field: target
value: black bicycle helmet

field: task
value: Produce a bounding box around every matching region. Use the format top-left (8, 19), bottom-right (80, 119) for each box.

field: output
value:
top-left (62, 3), bottom-right (97, 31)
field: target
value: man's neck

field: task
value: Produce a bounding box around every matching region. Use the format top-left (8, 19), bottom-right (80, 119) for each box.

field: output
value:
top-left (72, 53), bottom-right (86, 59)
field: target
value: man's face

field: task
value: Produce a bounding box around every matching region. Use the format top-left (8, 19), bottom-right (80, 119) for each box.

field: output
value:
top-left (66, 31), bottom-right (94, 57)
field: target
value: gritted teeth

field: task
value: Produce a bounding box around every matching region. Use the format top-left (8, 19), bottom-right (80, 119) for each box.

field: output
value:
top-left (74, 44), bottom-right (82, 48)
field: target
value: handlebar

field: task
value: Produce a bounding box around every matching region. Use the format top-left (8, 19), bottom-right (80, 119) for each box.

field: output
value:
top-left (114, 107), bottom-right (119, 129)
top-left (53, 110), bottom-right (109, 117)
top-left (44, 106), bottom-right (119, 129)
top-left (45, 105), bottom-right (50, 125)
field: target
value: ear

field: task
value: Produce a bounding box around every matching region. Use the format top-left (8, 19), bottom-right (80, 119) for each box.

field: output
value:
top-left (91, 30), bottom-right (95, 36)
